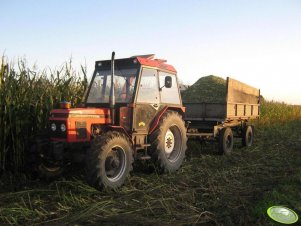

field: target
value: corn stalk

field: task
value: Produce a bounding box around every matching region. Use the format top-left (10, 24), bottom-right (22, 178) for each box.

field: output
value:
top-left (0, 57), bottom-right (87, 172)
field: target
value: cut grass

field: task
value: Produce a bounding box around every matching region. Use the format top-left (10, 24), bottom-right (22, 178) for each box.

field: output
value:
top-left (254, 168), bottom-right (301, 226)
top-left (1, 120), bottom-right (300, 225)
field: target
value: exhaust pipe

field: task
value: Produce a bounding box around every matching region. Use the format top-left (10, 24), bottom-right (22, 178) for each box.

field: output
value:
top-left (110, 51), bottom-right (115, 125)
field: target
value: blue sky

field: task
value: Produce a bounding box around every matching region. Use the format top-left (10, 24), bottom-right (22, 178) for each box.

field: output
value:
top-left (1, 0), bottom-right (301, 104)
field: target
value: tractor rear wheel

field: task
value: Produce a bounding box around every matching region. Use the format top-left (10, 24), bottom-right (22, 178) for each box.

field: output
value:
top-left (242, 125), bottom-right (254, 147)
top-left (150, 111), bottom-right (187, 173)
top-left (218, 127), bottom-right (233, 155)
top-left (86, 131), bottom-right (134, 190)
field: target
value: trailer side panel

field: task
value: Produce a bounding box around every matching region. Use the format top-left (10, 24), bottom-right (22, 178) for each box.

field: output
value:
top-left (226, 78), bottom-right (260, 119)
top-left (227, 78), bottom-right (259, 104)
top-left (184, 103), bottom-right (226, 121)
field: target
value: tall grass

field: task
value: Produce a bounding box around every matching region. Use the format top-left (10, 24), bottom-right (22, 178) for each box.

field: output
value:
top-left (0, 56), bottom-right (87, 172)
top-left (259, 99), bottom-right (301, 126)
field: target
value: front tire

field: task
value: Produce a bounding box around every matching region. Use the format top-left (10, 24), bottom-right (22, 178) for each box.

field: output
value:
top-left (29, 138), bottom-right (64, 179)
top-left (86, 131), bottom-right (134, 190)
top-left (150, 111), bottom-right (187, 173)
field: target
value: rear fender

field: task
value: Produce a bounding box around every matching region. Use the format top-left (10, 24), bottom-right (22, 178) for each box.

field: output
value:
top-left (149, 106), bottom-right (185, 135)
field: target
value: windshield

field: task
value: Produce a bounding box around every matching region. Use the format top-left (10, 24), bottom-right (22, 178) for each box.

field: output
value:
top-left (87, 68), bottom-right (138, 103)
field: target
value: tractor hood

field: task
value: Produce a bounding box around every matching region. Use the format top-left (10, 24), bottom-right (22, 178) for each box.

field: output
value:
top-left (50, 108), bottom-right (111, 119)
top-left (49, 107), bottom-right (111, 142)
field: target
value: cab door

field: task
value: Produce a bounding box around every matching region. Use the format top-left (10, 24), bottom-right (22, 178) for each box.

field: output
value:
top-left (133, 67), bottom-right (160, 133)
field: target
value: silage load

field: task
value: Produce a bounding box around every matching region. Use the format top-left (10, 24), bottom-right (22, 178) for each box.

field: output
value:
top-left (181, 75), bottom-right (227, 103)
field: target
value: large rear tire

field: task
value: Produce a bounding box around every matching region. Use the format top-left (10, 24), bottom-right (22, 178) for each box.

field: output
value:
top-left (218, 127), bottom-right (233, 155)
top-left (150, 111), bottom-right (187, 173)
top-left (86, 131), bottom-right (134, 190)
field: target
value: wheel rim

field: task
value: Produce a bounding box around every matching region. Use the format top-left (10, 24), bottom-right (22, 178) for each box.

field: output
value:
top-left (39, 162), bottom-right (61, 173)
top-left (164, 125), bottom-right (182, 162)
top-left (105, 145), bottom-right (127, 182)
top-left (165, 129), bottom-right (175, 154)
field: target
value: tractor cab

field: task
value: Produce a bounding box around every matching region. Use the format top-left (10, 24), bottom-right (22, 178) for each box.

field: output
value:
top-left (49, 53), bottom-right (183, 143)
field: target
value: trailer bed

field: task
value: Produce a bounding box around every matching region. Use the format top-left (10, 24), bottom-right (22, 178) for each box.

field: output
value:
top-left (184, 77), bottom-right (260, 124)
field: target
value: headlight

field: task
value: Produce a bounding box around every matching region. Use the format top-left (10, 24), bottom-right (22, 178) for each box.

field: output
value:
top-left (51, 123), bottom-right (56, 131)
top-left (60, 123), bottom-right (66, 132)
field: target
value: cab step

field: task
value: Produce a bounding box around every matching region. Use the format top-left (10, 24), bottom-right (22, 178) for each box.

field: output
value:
top-left (137, 155), bottom-right (151, 160)
top-left (135, 144), bottom-right (151, 151)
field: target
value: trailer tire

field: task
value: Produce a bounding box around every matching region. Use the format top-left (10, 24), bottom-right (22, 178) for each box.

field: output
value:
top-left (150, 111), bottom-right (187, 173)
top-left (218, 127), bottom-right (233, 155)
top-left (86, 131), bottom-right (134, 190)
top-left (242, 125), bottom-right (254, 147)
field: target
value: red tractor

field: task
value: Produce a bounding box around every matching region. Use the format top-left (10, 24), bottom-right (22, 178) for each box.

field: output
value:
top-left (32, 52), bottom-right (187, 189)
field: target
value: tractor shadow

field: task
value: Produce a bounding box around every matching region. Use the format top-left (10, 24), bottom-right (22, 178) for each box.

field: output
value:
top-left (186, 138), bottom-right (245, 160)
top-left (133, 137), bottom-right (246, 175)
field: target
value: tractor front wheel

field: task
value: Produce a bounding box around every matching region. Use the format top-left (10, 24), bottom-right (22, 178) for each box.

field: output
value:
top-left (86, 131), bottom-right (134, 190)
top-left (29, 138), bottom-right (64, 179)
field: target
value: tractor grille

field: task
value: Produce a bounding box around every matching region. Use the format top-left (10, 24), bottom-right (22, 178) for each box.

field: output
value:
top-left (76, 121), bottom-right (87, 139)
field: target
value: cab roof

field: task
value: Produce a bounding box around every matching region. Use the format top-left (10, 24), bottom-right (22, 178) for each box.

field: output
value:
top-left (95, 54), bottom-right (177, 74)
top-left (134, 54), bottom-right (177, 73)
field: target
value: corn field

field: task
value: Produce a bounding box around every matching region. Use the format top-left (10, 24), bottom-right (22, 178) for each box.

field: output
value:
top-left (0, 57), bottom-right (87, 172)
top-left (260, 99), bottom-right (301, 125)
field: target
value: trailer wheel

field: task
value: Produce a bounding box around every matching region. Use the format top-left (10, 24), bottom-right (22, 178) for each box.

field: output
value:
top-left (242, 125), bottom-right (254, 147)
top-left (86, 131), bottom-right (134, 190)
top-left (150, 111), bottom-right (187, 173)
top-left (218, 127), bottom-right (233, 155)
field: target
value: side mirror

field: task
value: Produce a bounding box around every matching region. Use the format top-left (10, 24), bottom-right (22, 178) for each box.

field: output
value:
top-left (165, 76), bottom-right (172, 88)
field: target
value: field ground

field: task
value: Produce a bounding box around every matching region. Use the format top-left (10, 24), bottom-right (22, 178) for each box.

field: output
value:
top-left (0, 120), bottom-right (300, 226)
